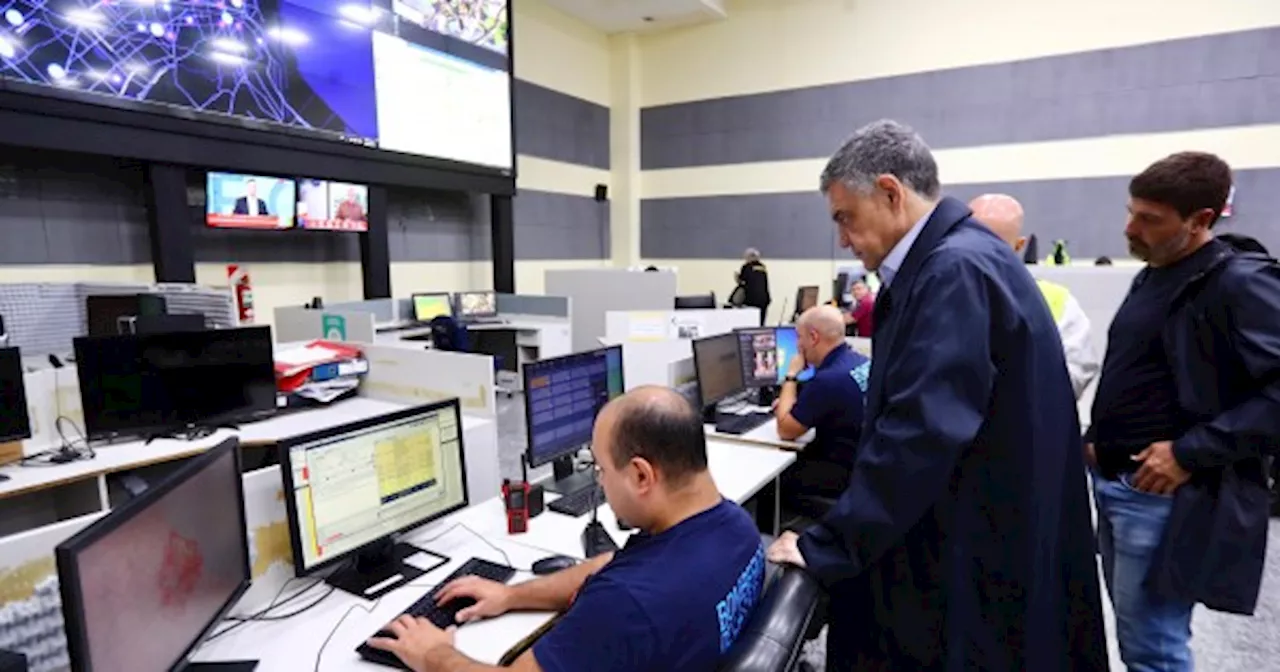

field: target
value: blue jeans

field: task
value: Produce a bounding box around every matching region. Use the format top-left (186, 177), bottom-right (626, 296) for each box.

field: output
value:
top-left (1094, 472), bottom-right (1196, 672)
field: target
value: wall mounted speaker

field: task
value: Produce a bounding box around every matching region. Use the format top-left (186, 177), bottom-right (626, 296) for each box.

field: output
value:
top-left (594, 184), bottom-right (608, 202)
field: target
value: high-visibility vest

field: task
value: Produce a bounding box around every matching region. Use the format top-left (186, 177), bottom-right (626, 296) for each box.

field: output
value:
top-left (1036, 279), bottom-right (1070, 323)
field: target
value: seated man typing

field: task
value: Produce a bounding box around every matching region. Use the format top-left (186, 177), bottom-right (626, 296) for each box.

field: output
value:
top-left (775, 305), bottom-right (871, 505)
top-left (367, 386), bottom-right (767, 672)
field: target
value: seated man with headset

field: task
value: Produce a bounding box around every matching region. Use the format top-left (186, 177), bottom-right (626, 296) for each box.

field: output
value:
top-left (366, 386), bottom-right (767, 672)
top-left (774, 305), bottom-right (871, 509)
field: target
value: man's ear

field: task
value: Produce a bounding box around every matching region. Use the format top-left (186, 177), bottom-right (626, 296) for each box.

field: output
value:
top-left (630, 457), bottom-right (657, 493)
top-left (1014, 236), bottom-right (1027, 253)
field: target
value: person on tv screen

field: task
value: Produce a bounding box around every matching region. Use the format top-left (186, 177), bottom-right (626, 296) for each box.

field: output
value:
top-left (335, 186), bottom-right (367, 222)
top-left (232, 179), bottom-right (270, 216)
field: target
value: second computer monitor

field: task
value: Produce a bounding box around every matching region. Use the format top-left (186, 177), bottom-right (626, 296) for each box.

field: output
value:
top-left (278, 399), bottom-right (469, 597)
top-left (692, 333), bottom-right (745, 408)
top-left (456, 291), bottom-right (497, 319)
top-left (0, 346), bottom-right (31, 443)
top-left (795, 285), bottom-right (820, 313)
top-left (736, 328), bottom-right (779, 388)
top-left (412, 293), bottom-right (453, 323)
top-left (523, 346), bottom-right (624, 490)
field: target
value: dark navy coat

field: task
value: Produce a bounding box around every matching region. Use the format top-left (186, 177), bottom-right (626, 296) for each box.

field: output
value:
top-left (1146, 243), bottom-right (1280, 614)
top-left (798, 197), bottom-right (1108, 671)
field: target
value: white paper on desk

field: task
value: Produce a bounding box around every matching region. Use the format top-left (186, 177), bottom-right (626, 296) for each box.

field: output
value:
top-left (294, 376), bottom-right (360, 403)
top-left (404, 552), bottom-right (449, 572)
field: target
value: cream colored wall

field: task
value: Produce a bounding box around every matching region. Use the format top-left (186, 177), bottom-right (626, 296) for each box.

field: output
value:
top-left (0, 265), bottom-right (155, 285)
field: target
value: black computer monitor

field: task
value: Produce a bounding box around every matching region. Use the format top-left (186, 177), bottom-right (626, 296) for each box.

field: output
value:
top-left (456, 291), bottom-right (498, 319)
top-left (0, 346), bottom-right (31, 443)
top-left (74, 326), bottom-right (277, 442)
top-left (735, 327), bottom-right (780, 388)
top-left (795, 285), bottom-right (820, 314)
top-left (675, 294), bottom-right (716, 310)
top-left (411, 293), bottom-right (453, 323)
top-left (692, 333), bottom-right (745, 408)
top-left (86, 294), bottom-right (167, 337)
top-left (56, 437), bottom-right (255, 672)
top-left (278, 400), bottom-right (470, 599)
top-left (523, 345), bottom-right (625, 494)
top-left (131, 314), bottom-right (207, 335)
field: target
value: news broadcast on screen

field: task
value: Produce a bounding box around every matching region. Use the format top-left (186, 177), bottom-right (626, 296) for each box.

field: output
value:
top-left (298, 180), bottom-right (370, 231)
top-left (205, 173), bottom-right (297, 229)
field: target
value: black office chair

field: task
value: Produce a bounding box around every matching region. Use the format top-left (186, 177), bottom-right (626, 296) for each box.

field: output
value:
top-left (718, 566), bottom-right (822, 672)
top-left (675, 293), bottom-right (717, 310)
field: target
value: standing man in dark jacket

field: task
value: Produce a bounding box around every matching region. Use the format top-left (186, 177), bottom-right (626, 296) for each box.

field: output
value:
top-left (766, 119), bottom-right (1107, 671)
top-left (736, 248), bottom-right (771, 325)
top-left (1087, 152), bottom-right (1280, 671)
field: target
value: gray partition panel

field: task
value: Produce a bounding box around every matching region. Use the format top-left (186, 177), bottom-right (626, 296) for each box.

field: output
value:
top-left (496, 294), bottom-right (569, 318)
top-left (545, 269), bottom-right (678, 352)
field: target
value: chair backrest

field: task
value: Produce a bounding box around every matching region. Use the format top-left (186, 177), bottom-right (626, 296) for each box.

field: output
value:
top-left (718, 566), bottom-right (822, 672)
top-left (430, 315), bottom-right (470, 352)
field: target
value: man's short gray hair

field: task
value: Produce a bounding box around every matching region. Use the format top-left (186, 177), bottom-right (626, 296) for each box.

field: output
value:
top-left (819, 119), bottom-right (941, 200)
top-left (744, 247), bottom-right (761, 262)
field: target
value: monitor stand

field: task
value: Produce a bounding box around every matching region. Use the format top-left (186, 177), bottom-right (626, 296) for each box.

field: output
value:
top-left (325, 538), bottom-right (449, 600)
top-left (543, 455), bottom-right (596, 495)
top-left (181, 662), bottom-right (259, 671)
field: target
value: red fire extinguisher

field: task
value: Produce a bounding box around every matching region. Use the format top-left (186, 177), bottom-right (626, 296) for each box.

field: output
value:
top-left (228, 264), bottom-right (255, 324)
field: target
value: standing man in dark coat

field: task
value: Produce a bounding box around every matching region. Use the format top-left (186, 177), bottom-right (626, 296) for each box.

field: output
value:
top-left (736, 247), bottom-right (771, 325)
top-left (766, 119), bottom-right (1107, 671)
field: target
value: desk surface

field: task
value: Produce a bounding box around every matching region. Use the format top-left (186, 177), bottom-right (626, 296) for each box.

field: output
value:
top-left (704, 417), bottom-right (814, 451)
top-left (0, 399), bottom-right (491, 500)
top-left (192, 527), bottom-right (556, 669)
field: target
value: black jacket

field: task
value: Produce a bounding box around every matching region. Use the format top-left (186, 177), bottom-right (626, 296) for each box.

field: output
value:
top-left (738, 262), bottom-right (770, 307)
top-left (1145, 243), bottom-right (1280, 614)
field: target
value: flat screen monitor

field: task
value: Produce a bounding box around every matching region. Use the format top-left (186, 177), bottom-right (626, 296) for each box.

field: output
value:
top-left (411, 293), bottom-right (454, 323)
top-left (796, 285), bottom-right (820, 313)
top-left (278, 400), bottom-right (469, 596)
top-left (735, 328), bottom-right (780, 388)
top-left (56, 437), bottom-right (250, 672)
top-left (74, 327), bottom-right (277, 441)
top-left (297, 179), bottom-right (370, 232)
top-left (86, 294), bottom-right (167, 337)
top-left (692, 333), bottom-right (744, 408)
top-left (0, 346), bottom-right (32, 443)
top-left (771, 327), bottom-right (815, 384)
top-left (205, 172), bottom-right (297, 230)
top-left (523, 346), bottom-right (625, 470)
top-left (456, 291), bottom-right (497, 319)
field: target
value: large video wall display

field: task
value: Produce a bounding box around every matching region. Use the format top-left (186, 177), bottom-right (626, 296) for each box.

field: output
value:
top-left (0, 0), bottom-right (512, 170)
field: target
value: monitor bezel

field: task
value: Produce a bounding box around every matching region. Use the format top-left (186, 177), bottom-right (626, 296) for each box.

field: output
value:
top-left (0, 346), bottom-right (32, 443)
top-left (455, 291), bottom-right (499, 319)
top-left (520, 344), bottom-right (624, 469)
top-left (276, 398), bottom-right (471, 576)
top-left (795, 285), bottom-right (821, 312)
top-left (733, 326), bottom-right (780, 390)
top-left (410, 292), bottom-right (456, 323)
top-left (55, 437), bottom-right (249, 672)
top-left (691, 332), bottom-right (745, 408)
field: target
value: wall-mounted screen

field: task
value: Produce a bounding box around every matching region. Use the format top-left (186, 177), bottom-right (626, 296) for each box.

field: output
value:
top-left (206, 172), bottom-right (297, 229)
top-left (298, 179), bottom-right (369, 231)
top-left (0, 0), bottom-right (512, 171)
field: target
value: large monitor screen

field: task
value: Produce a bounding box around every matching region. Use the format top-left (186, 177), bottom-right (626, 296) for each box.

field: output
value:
top-left (0, 0), bottom-right (512, 170)
top-left (298, 179), bottom-right (369, 231)
top-left (206, 172), bottom-right (297, 229)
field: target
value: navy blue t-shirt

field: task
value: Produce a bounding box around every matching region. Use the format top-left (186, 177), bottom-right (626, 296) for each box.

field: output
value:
top-left (532, 499), bottom-right (765, 672)
top-left (789, 345), bottom-right (871, 466)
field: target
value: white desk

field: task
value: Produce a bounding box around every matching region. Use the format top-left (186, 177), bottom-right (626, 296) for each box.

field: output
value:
top-left (704, 417), bottom-right (814, 452)
top-left (463, 440), bottom-right (797, 560)
top-left (192, 527), bottom-right (556, 669)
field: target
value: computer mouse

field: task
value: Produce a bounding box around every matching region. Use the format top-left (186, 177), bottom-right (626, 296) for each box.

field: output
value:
top-left (531, 555), bottom-right (578, 576)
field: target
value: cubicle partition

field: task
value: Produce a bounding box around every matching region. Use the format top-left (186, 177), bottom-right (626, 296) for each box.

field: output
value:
top-left (546, 269), bottom-right (678, 353)
top-left (271, 306), bottom-right (378, 343)
top-left (604, 308), bottom-right (760, 343)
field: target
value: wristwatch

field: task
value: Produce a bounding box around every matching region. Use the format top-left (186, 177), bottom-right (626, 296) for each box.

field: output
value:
top-left (783, 375), bottom-right (800, 383)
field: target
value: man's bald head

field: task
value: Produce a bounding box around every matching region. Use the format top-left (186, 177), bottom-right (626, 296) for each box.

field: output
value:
top-left (969, 194), bottom-right (1026, 251)
top-left (596, 385), bottom-right (707, 486)
top-left (797, 305), bottom-right (846, 342)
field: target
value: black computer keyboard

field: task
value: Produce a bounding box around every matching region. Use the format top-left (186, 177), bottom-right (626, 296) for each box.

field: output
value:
top-left (715, 412), bottom-right (772, 435)
top-left (548, 484), bottom-right (605, 517)
top-left (355, 557), bottom-right (516, 669)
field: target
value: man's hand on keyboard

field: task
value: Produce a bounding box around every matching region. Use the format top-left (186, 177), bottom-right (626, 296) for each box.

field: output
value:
top-left (435, 576), bottom-right (513, 623)
top-left (367, 614), bottom-right (455, 671)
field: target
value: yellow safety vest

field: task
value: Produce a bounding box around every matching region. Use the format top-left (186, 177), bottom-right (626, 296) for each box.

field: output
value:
top-left (1036, 279), bottom-right (1070, 323)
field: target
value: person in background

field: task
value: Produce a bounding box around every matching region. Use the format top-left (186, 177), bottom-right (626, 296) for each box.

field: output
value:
top-left (969, 193), bottom-right (1100, 399)
top-left (774, 305), bottom-right (871, 507)
top-left (767, 119), bottom-right (1106, 671)
top-left (367, 386), bottom-right (766, 672)
top-left (736, 248), bottom-right (771, 325)
top-left (1086, 152), bottom-right (1280, 670)
top-left (843, 279), bottom-right (875, 338)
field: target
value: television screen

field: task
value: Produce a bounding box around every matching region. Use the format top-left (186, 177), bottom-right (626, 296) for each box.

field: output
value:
top-left (0, 0), bottom-right (512, 171)
top-left (297, 179), bottom-right (369, 231)
top-left (206, 173), bottom-right (297, 229)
